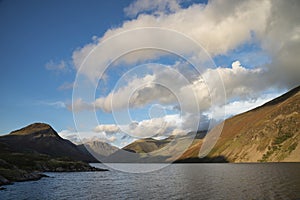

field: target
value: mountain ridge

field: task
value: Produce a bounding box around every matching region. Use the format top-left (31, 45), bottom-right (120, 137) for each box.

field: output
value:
top-left (179, 85), bottom-right (300, 162)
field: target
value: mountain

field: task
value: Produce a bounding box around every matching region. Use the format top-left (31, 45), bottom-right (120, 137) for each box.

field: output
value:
top-left (123, 137), bottom-right (174, 153)
top-left (105, 131), bottom-right (208, 163)
top-left (0, 123), bottom-right (108, 186)
top-left (77, 140), bottom-right (118, 161)
top-left (0, 123), bottom-right (95, 162)
top-left (179, 85), bottom-right (300, 162)
top-left (123, 131), bottom-right (207, 154)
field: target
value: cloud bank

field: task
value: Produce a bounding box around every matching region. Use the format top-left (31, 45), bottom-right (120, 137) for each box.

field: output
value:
top-left (72, 0), bottom-right (299, 92)
top-left (68, 0), bottom-right (299, 143)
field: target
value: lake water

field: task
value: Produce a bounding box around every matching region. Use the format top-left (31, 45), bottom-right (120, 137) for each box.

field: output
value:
top-left (1, 163), bottom-right (300, 200)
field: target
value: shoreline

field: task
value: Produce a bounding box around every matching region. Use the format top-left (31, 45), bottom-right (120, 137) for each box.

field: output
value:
top-left (0, 164), bottom-right (108, 187)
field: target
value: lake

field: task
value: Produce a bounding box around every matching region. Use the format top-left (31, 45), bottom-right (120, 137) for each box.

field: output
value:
top-left (1, 163), bottom-right (300, 200)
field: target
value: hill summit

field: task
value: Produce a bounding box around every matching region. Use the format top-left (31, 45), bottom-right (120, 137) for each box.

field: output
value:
top-left (9, 123), bottom-right (59, 137)
top-left (0, 122), bottom-right (95, 162)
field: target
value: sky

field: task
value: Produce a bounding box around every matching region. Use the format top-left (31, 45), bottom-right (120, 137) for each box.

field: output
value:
top-left (0, 0), bottom-right (299, 148)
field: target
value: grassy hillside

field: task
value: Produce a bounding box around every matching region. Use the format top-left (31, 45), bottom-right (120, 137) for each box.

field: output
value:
top-left (179, 86), bottom-right (300, 162)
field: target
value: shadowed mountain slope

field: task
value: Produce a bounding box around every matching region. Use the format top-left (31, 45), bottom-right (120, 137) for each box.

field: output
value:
top-left (0, 123), bottom-right (96, 162)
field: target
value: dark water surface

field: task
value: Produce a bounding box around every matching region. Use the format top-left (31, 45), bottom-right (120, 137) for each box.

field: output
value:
top-left (1, 163), bottom-right (300, 200)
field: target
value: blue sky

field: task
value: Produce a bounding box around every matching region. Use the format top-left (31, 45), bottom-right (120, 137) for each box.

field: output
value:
top-left (0, 0), bottom-right (299, 148)
top-left (0, 0), bottom-right (130, 133)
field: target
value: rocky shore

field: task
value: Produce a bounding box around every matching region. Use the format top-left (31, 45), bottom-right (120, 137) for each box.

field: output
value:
top-left (0, 157), bottom-right (108, 187)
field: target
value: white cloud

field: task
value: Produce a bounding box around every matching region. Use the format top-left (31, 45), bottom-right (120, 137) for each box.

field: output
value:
top-left (45, 60), bottom-right (68, 72)
top-left (58, 129), bottom-right (118, 144)
top-left (105, 135), bottom-right (117, 143)
top-left (91, 113), bottom-right (211, 139)
top-left (94, 124), bottom-right (120, 134)
top-left (58, 129), bottom-right (83, 144)
top-left (260, 0), bottom-right (300, 89)
top-left (107, 0), bottom-right (270, 56)
top-left (71, 0), bottom-right (271, 81)
top-left (38, 101), bottom-right (66, 109)
top-left (68, 98), bottom-right (93, 112)
top-left (71, 0), bottom-right (300, 89)
top-left (123, 114), bottom-right (183, 138)
top-left (204, 61), bottom-right (268, 100)
top-left (94, 74), bottom-right (156, 112)
top-left (170, 128), bottom-right (186, 136)
top-left (89, 64), bottom-right (202, 113)
top-left (72, 61), bottom-right (267, 115)
top-left (206, 92), bottom-right (283, 120)
top-left (68, 0), bottom-right (300, 140)
top-left (59, 115), bottom-right (196, 146)
top-left (124, 0), bottom-right (182, 17)
top-left (70, 59), bottom-right (275, 121)
top-left (92, 114), bottom-right (189, 138)
top-left (58, 82), bottom-right (74, 90)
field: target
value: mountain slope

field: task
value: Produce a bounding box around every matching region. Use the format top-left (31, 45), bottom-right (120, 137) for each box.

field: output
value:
top-left (123, 137), bottom-right (173, 153)
top-left (179, 85), bottom-right (300, 162)
top-left (123, 131), bottom-right (207, 154)
top-left (0, 123), bottom-right (95, 162)
top-left (104, 131), bottom-right (207, 163)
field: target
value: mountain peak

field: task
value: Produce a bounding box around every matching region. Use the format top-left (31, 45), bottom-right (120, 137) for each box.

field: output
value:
top-left (9, 123), bottom-right (59, 137)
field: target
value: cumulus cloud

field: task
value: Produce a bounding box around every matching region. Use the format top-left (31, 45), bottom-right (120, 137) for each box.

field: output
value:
top-left (68, 0), bottom-right (300, 142)
top-left (70, 61), bottom-right (267, 114)
top-left (70, 59), bottom-right (274, 118)
top-left (204, 61), bottom-right (268, 100)
top-left (71, 0), bottom-right (299, 89)
top-left (71, 0), bottom-right (272, 82)
top-left (123, 114), bottom-right (184, 138)
top-left (94, 124), bottom-right (120, 134)
top-left (261, 0), bottom-right (300, 89)
top-left (94, 74), bottom-right (156, 112)
top-left (106, 0), bottom-right (270, 56)
top-left (92, 113), bottom-right (212, 139)
top-left (92, 114), bottom-right (186, 138)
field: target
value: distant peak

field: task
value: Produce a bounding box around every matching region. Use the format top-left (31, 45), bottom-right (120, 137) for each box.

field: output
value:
top-left (9, 122), bottom-right (59, 137)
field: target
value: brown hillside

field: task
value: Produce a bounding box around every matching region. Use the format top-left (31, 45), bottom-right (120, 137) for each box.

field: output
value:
top-left (179, 86), bottom-right (300, 162)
